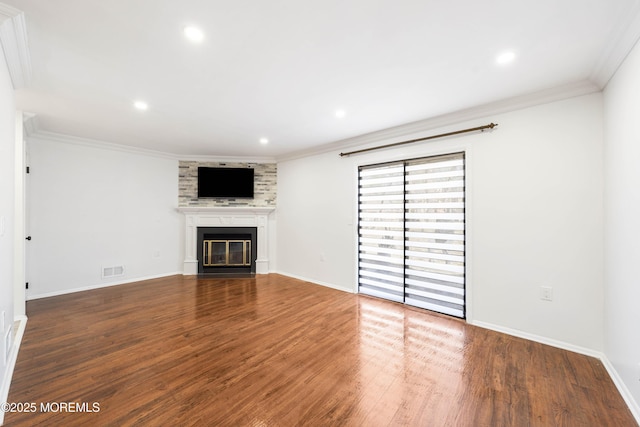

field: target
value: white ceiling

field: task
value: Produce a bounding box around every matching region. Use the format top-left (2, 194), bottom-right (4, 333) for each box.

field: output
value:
top-left (3, 0), bottom-right (640, 159)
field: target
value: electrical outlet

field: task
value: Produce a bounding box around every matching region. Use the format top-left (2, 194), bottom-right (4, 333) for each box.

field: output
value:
top-left (540, 286), bottom-right (553, 301)
top-left (637, 362), bottom-right (640, 382)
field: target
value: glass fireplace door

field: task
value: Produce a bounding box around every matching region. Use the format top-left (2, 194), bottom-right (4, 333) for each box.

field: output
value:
top-left (203, 240), bottom-right (251, 267)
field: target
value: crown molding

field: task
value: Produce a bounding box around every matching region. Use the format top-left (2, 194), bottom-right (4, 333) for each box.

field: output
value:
top-left (177, 154), bottom-right (277, 163)
top-left (28, 130), bottom-right (179, 160)
top-left (276, 80), bottom-right (600, 162)
top-left (590, 0), bottom-right (640, 88)
top-left (27, 80), bottom-right (598, 165)
top-left (0, 3), bottom-right (31, 89)
top-left (27, 129), bottom-right (277, 163)
top-left (21, 111), bottom-right (38, 136)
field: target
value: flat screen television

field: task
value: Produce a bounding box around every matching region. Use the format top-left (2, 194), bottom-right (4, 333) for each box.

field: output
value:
top-left (197, 167), bottom-right (254, 198)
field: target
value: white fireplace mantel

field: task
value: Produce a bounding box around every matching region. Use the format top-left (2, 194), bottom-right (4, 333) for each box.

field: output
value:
top-left (178, 207), bottom-right (275, 274)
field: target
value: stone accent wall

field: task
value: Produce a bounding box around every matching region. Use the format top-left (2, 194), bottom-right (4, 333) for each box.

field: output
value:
top-left (178, 161), bottom-right (277, 207)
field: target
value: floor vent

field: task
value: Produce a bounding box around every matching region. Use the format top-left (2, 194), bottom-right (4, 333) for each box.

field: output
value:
top-left (102, 265), bottom-right (125, 279)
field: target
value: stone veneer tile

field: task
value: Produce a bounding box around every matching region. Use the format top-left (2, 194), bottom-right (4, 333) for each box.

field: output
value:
top-left (178, 161), bottom-right (277, 207)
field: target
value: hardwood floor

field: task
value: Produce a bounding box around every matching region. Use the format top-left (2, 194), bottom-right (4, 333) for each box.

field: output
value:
top-left (4, 274), bottom-right (637, 426)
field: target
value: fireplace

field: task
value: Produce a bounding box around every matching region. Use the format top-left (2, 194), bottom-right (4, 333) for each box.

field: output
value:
top-left (178, 207), bottom-right (274, 275)
top-left (196, 227), bottom-right (257, 274)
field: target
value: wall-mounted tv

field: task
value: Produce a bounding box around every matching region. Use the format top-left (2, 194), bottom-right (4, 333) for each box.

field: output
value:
top-left (197, 167), bottom-right (254, 198)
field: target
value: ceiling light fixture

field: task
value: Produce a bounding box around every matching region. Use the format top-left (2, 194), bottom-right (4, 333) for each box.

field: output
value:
top-left (496, 51), bottom-right (516, 65)
top-left (133, 100), bottom-right (148, 111)
top-left (259, 138), bottom-right (269, 144)
top-left (335, 109), bottom-right (346, 119)
top-left (184, 26), bottom-right (204, 43)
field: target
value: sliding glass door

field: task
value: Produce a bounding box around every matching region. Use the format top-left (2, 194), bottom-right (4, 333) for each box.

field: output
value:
top-left (358, 153), bottom-right (466, 318)
top-left (358, 162), bottom-right (406, 302)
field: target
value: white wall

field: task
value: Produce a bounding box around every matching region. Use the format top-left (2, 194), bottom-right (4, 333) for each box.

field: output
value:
top-left (0, 42), bottom-right (16, 414)
top-left (276, 150), bottom-right (356, 290)
top-left (471, 96), bottom-right (603, 351)
top-left (603, 39), bottom-right (640, 411)
top-left (27, 136), bottom-right (183, 298)
top-left (277, 93), bottom-right (604, 352)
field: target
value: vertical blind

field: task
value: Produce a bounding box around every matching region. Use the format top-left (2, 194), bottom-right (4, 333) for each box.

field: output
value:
top-left (358, 152), bottom-right (466, 318)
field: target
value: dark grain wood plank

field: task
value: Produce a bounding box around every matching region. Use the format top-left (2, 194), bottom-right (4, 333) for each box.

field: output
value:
top-left (4, 274), bottom-right (637, 426)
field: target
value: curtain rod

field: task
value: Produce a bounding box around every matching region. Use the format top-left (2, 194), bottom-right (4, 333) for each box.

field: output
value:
top-left (339, 122), bottom-right (498, 157)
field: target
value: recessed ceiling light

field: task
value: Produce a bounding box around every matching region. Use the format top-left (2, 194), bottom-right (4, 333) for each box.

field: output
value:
top-left (335, 109), bottom-right (346, 119)
top-left (184, 26), bottom-right (204, 43)
top-left (133, 100), bottom-right (148, 111)
top-left (496, 51), bottom-right (516, 65)
top-left (259, 138), bottom-right (269, 144)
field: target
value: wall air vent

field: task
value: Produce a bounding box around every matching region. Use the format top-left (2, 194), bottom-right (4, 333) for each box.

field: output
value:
top-left (102, 265), bottom-right (125, 279)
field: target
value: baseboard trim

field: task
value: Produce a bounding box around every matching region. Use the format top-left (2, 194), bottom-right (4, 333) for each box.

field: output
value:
top-left (0, 315), bottom-right (27, 426)
top-left (469, 320), bottom-right (602, 358)
top-left (26, 272), bottom-right (183, 300)
top-left (274, 271), bottom-right (354, 294)
top-left (600, 354), bottom-right (640, 424)
top-left (471, 320), bottom-right (640, 425)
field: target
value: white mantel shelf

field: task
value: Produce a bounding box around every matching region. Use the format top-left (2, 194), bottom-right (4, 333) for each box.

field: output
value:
top-left (178, 206), bottom-right (276, 275)
top-left (177, 207), bottom-right (275, 214)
